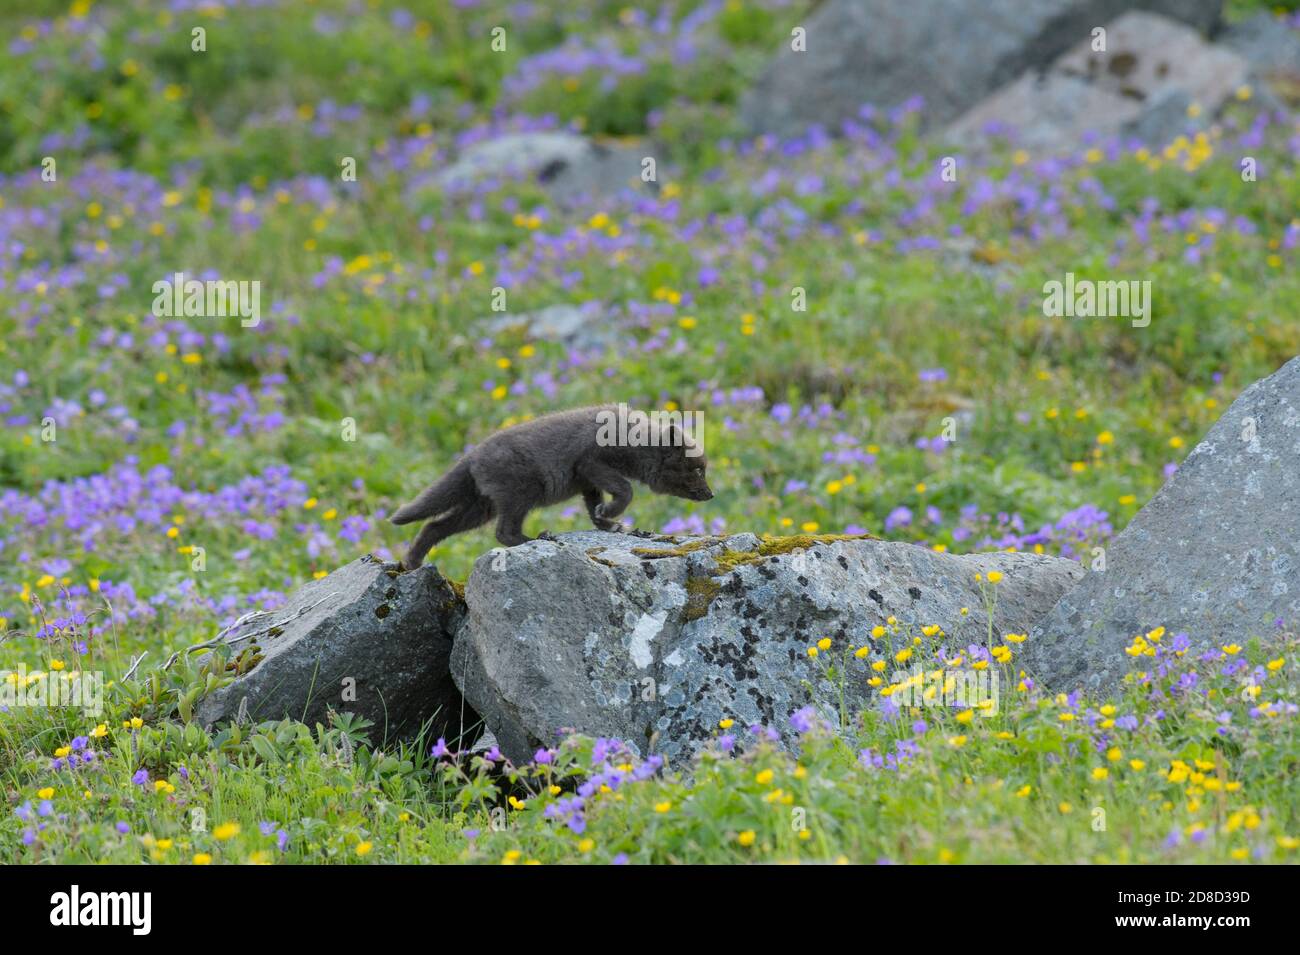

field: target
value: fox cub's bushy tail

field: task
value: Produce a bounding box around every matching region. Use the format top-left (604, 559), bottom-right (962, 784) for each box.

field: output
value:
top-left (390, 460), bottom-right (476, 525)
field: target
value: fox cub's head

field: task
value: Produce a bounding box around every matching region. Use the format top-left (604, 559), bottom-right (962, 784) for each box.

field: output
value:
top-left (651, 425), bottom-right (713, 502)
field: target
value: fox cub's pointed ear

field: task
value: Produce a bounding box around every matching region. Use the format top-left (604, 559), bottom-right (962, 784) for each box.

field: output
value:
top-left (662, 422), bottom-right (695, 454)
top-left (667, 423), bottom-right (701, 455)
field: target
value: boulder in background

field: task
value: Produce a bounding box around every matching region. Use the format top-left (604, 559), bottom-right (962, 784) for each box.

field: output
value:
top-left (740, 0), bottom-right (1224, 138)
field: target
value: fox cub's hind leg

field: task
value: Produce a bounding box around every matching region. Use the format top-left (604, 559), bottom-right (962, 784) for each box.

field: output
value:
top-left (493, 503), bottom-right (533, 547)
top-left (401, 498), bottom-right (494, 570)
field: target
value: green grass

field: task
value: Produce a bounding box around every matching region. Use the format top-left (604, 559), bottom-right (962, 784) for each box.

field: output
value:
top-left (0, 0), bottom-right (1297, 863)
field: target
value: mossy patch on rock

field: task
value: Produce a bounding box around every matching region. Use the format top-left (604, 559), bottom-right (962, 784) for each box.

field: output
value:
top-left (713, 533), bottom-right (876, 573)
top-left (683, 574), bottom-right (722, 622)
top-left (585, 547), bottom-right (621, 567)
top-left (675, 534), bottom-right (877, 621)
top-left (631, 539), bottom-right (718, 559)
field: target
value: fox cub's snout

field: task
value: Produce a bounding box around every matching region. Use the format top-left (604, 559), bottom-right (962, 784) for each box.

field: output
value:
top-left (653, 441), bottom-right (713, 502)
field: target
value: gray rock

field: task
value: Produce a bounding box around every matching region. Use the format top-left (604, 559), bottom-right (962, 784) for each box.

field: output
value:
top-left (1220, 12), bottom-right (1300, 106)
top-left (1220, 12), bottom-right (1300, 74)
top-left (741, 0), bottom-right (1223, 138)
top-left (197, 556), bottom-right (472, 745)
top-left (947, 71), bottom-right (1141, 152)
top-left (947, 11), bottom-right (1248, 149)
top-left (436, 132), bottom-right (655, 204)
top-left (1026, 356), bottom-right (1300, 695)
top-left (485, 302), bottom-right (612, 352)
top-left (1124, 88), bottom-right (1200, 148)
top-left (451, 531), bottom-right (1083, 764)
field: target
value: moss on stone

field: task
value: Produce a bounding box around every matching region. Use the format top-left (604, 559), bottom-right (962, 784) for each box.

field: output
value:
top-left (585, 547), bottom-right (621, 568)
top-left (631, 539), bottom-right (715, 559)
top-left (712, 548), bottom-right (764, 574)
top-left (683, 574), bottom-right (722, 622)
top-left (759, 532), bottom-right (875, 553)
top-left (712, 533), bottom-right (875, 574)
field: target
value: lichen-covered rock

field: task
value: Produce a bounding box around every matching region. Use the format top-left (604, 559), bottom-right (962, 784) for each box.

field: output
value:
top-left (451, 532), bottom-right (1083, 764)
top-left (196, 556), bottom-right (471, 745)
top-left (947, 11), bottom-right (1249, 150)
top-left (1026, 356), bottom-right (1300, 695)
top-left (740, 0), bottom-right (1223, 138)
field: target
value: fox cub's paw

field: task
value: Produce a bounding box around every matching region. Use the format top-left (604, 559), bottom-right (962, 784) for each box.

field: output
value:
top-left (592, 504), bottom-right (626, 532)
top-left (591, 514), bottom-right (624, 533)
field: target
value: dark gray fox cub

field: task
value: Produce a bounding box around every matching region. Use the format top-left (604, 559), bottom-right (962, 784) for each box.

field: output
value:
top-left (391, 405), bottom-right (712, 569)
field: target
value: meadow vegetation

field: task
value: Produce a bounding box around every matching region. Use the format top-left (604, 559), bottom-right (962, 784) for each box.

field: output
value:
top-left (1, 0), bottom-right (1297, 863)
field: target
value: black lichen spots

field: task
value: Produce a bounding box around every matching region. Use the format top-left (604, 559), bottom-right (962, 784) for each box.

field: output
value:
top-left (688, 673), bottom-right (726, 706)
top-left (796, 575), bottom-right (809, 587)
top-left (695, 637), bottom-right (759, 682)
top-left (745, 685), bottom-right (777, 726)
top-left (385, 587), bottom-right (397, 600)
top-left (868, 588), bottom-right (884, 605)
top-left (643, 562), bottom-right (657, 579)
top-left (685, 722), bottom-right (713, 746)
top-left (837, 555), bottom-right (849, 570)
top-left (908, 586), bottom-right (922, 601)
